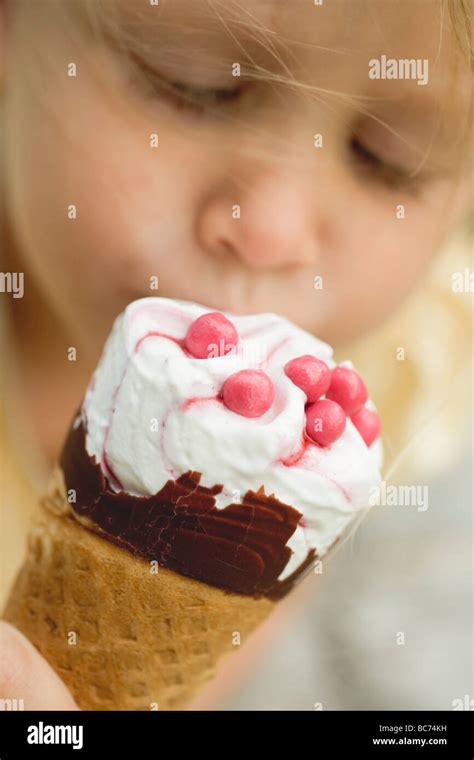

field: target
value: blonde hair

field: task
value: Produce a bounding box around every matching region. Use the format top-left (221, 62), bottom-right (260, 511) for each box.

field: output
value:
top-left (7, 0), bottom-right (474, 482)
top-left (447, 0), bottom-right (472, 60)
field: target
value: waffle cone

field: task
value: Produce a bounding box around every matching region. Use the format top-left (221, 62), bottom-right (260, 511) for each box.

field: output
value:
top-left (3, 469), bottom-right (276, 710)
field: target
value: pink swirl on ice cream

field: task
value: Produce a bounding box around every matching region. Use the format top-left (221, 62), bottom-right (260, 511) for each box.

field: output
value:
top-left (81, 297), bottom-right (382, 583)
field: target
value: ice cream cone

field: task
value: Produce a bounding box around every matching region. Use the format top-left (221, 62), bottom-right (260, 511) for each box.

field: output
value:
top-left (3, 297), bottom-right (383, 710)
top-left (3, 469), bottom-right (276, 710)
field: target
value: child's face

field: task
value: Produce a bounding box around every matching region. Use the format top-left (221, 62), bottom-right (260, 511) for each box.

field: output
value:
top-left (4, 0), bottom-right (472, 349)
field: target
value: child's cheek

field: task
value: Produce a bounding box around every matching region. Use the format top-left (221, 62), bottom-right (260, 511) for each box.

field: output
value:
top-left (7, 74), bottom-right (197, 346)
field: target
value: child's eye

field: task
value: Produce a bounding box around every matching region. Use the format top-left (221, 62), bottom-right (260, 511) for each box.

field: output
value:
top-left (164, 79), bottom-right (245, 110)
top-left (350, 136), bottom-right (385, 169)
top-left (349, 135), bottom-right (422, 193)
top-left (130, 52), bottom-right (245, 114)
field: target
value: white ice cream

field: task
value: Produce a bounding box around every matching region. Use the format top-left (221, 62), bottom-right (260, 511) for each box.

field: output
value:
top-left (83, 297), bottom-right (382, 580)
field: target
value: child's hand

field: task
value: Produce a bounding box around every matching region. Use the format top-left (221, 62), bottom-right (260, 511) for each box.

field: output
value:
top-left (0, 622), bottom-right (78, 710)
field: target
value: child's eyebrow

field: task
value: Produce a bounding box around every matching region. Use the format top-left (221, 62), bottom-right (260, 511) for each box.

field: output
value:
top-left (113, 0), bottom-right (238, 34)
top-left (108, 0), bottom-right (252, 60)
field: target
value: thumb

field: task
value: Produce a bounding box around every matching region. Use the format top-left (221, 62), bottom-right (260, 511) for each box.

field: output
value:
top-left (0, 621), bottom-right (79, 710)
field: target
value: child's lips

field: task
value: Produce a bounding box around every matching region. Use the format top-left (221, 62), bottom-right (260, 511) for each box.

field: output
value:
top-left (192, 284), bottom-right (262, 317)
top-left (199, 299), bottom-right (266, 317)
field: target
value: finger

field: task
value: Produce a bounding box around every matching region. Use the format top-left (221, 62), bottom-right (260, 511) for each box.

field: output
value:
top-left (0, 621), bottom-right (79, 710)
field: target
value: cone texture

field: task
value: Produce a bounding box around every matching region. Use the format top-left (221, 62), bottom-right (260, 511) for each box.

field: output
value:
top-left (3, 471), bottom-right (276, 710)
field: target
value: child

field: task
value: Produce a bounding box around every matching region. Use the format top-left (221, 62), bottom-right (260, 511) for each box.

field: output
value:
top-left (0, 0), bottom-right (472, 709)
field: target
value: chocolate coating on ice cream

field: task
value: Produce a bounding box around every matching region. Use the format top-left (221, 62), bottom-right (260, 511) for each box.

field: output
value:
top-left (60, 418), bottom-right (316, 599)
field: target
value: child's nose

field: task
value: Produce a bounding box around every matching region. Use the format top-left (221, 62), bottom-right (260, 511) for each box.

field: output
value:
top-left (196, 169), bottom-right (318, 271)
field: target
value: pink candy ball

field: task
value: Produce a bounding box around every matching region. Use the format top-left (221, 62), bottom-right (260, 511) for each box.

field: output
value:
top-left (305, 398), bottom-right (346, 446)
top-left (326, 366), bottom-right (367, 416)
top-left (351, 407), bottom-right (381, 447)
top-left (185, 312), bottom-right (238, 359)
top-left (284, 355), bottom-right (331, 402)
top-left (222, 370), bottom-right (275, 418)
